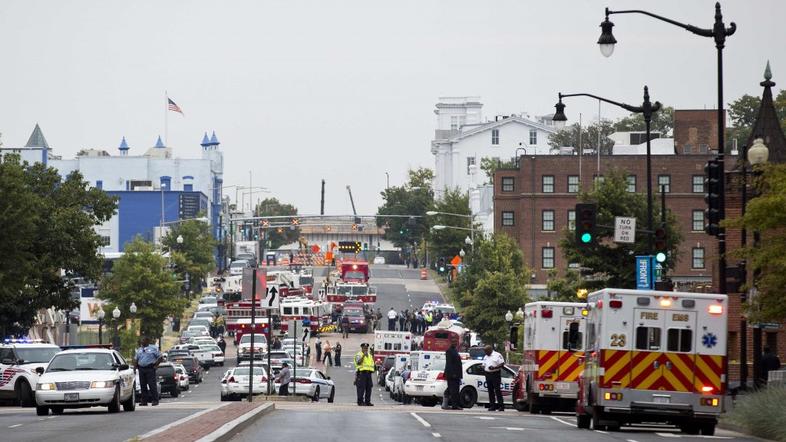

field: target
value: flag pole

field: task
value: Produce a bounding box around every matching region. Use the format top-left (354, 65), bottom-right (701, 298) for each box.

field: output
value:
top-left (164, 90), bottom-right (169, 147)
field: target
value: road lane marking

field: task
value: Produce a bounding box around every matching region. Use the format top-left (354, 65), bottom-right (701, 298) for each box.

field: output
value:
top-left (550, 416), bottom-right (575, 427)
top-left (9, 424), bottom-right (22, 428)
top-left (411, 412), bottom-right (431, 428)
top-left (627, 439), bottom-right (639, 442)
top-left (595, 430), bottom-right (608, 434)
top-left (432, 433), bottom-right (441, 438)
top-left (474, 416), bottom-right (495, 420)
top-left (657, 433), bottom-right (680, 438)
top-left (491, 426), bottom-right (527, 431)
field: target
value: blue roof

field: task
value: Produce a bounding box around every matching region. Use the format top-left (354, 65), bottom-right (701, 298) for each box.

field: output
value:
top-left (154, 136), bottom-right (165, 148)
top-left (119, 136), bottom-right (129, 150)
top-left (209, 131), bottom-right (220, 145)
top-left (201, 132), bottom-right (210, 146)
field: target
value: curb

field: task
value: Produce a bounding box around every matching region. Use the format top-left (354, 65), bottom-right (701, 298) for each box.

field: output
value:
top-left (196, 402), bottom-right (275, 442)
top-left (136, 403), bottom-right (233, 440)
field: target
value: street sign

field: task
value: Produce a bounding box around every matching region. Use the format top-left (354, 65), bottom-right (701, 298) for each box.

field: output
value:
top-left (635, 255), bottom-right (655, 290)
top-left (242, 268), bottom-right (267, 301)
top-left (263, 285), bottom-right (280, 309)
top-left (614, 217), bottom-right (636, 243)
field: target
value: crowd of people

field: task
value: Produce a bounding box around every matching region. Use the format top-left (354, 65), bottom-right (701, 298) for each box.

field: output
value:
top-left (382, 307), bottom-right (456, 334)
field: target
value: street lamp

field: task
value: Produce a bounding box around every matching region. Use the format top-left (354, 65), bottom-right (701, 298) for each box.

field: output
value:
top-left (427, 211), bottom-right (476, 252)
top-left (515, 307), bottom-right (525, 322)
top-left (598, 3), bottom-right (736, 295)
top-left (176, 234), bottom-right (184, 245)
top-left (96, 308), bottom-right (105, 345)
top-left (112, 307), bottom-right (121, 350)
top-left (459, 249), bottom-right (465, 258)
top-left (505, 310), bottom-right (513, 323)
top-left (554, 87), bottom-right (661, 255)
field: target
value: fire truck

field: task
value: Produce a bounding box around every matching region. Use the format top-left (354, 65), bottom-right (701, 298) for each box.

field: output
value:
top-left (373, 330), bottom-right (412, 366)
top-left (512, 301), bottom-right (587, 414)
top-left (279, 297), bottom-right (329, 335)
top-left (224, 300), bottom-right (274, 344)
top-left (576, 288), bottom-right (727, 435)
top-left (340, 260), bottom-right (369, 282)
top-left (325, 282), bottom-right (377, 306)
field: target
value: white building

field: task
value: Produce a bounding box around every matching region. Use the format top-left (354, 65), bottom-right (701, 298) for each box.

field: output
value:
top-left (430, 97), bottom-right (559, 232)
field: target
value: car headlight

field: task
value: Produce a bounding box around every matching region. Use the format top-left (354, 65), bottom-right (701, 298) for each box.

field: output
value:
top-left (90, 380), bottom-right (114, 389)
top-left (37, 383), bottom-right (56, 391)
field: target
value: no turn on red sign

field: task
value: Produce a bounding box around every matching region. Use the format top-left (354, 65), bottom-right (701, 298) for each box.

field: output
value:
top-left (614, 217), bottom-right (636, 244)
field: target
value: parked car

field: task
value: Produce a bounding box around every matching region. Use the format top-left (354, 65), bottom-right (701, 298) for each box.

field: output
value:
top-left (156, 362), bottom-right (180, 398)
top-left (279, 369), bottom-right (335, 402)
top-left (169, 356), bottom-right (203, 384)
top-left (186, 325), bottom-right (210, 337)
top-left (373, 256), bottom-right (386, 264)
top-left (192, 311), bottom-right (215, 320)
top-left (378, 356), bottom-right (395, 386)
top-left (220, 366), bottom-right (271, 401)
top-left (173, 364), bottom-right (190, 391)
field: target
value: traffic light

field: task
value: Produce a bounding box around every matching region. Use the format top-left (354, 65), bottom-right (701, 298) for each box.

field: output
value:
top-left (438, 257), bottom-right (446, 273)
top-left (654, 225), bottom-right (667, 263)
top-left (575, 203), bottom-right (597, 247)
top-left (704, 159), bottom-right (723, 236)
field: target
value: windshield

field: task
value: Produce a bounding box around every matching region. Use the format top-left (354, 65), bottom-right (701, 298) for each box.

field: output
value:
top-left (299, 276), bottom-right (314, 285)
top-left (16, 347), bottom-right (61, 363)
top-left (200, 345), bottom-right (221, 352)
top-left (201, 297), bottom-right (217, 304)
top-left (240, 335), bottom-right (268, 344)
top-left (344, 271), bottom-right (366, 280)
top-left (344, 309), bottom-right (364, 317)
top-left (230, 261), bottom-right (246, 268)
top-left (48, 352), bottom-right (116, 372)
top-left (233, 367), bottom-right (267, 376)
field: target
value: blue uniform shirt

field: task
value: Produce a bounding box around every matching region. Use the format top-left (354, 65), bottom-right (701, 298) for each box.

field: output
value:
top-left (135, 344), bottom-right (161, 367)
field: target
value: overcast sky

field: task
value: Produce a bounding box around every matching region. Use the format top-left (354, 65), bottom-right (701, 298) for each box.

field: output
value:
top-left (1, 0), bottom-right (784, 215)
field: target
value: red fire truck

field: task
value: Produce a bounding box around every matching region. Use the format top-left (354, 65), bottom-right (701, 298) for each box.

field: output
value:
top-left (340, 260), bottom-right (369, 282)
top-left (224, 300), bottom-right (275, 345)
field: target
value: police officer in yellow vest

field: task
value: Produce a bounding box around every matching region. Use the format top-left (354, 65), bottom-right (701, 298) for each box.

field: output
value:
top-left (354, 342), bottom-right (375, 406)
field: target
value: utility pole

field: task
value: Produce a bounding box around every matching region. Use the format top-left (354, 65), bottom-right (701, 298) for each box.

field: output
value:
top-left (320, 180), bottom-right (325, 216)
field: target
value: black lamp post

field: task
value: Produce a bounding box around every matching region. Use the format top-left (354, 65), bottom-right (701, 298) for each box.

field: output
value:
top-left (597, 2), bottom-right (736, 295)
top-left (553, 87), bottom-right (662, 254)
top-left (96, 307), bottom-right (105, 345)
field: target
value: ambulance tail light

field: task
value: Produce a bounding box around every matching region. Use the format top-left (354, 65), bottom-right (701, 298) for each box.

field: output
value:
top-left (701, 397), bottom-right (720, 407)
top-left (604, 392), bottom-right (623, 401)
top-left (708, 304), bottom-right (723, 315)
top-left (701, 386), bottom-right (714, 393)
top-left (609, 300), bottom-right (623, 309)
top-left (541, 309), bottom-right (553, 318)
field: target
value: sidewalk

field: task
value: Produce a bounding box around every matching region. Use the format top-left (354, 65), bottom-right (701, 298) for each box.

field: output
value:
top-left (139, 402), bottom-right (274, 442)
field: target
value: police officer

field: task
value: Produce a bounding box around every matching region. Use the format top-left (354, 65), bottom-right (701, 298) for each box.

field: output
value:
top-left (134, 337), bottom-right (163, 406)
top-left (354, 342), bottom-right (375, 406)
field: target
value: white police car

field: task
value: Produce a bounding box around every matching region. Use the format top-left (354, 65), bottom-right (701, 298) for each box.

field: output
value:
top-left (35, 348), bottom-right (135, 415)
top-left (455, 360), bottom-right (516, 409)
top-left (0, 339), bottom-right (61, 407)
top-left (285, 369), bottom-right (335, 402)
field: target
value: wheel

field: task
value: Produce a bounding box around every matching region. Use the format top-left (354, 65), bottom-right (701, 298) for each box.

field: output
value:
top-left (221, 395), bottom-right (228, 402)
top-left (17, 380), bottom-right (35, 407)
top-left (313, 387), bottom-right (320, 402)
top-left (592, 410), bottom-right (606, 431)
top-left (36, 406), bottom-right (49, 416)
top-left (219, 362), bottom-right (224, 367)
top-left (700, 424), bottom-right (716, 436)
top-left (328, 387), bottom-right (335, 403)
top-left (459, 387), bottom-right (477, 409)
top-left (513, 401), bottom-right (528, 412)
top-left (172, 388), bottom-right (180, 398)
top-left (108, 387), bottom-right (121, 413)
top-left (50, 406), bottom-right (64, 415)
top-left (529, 395), bottom-right (540, 414)
top-left (577, 413), bottom-right (591, 429)
top-left (122, 385), bottom-right (136, 411)
top-left (680, 425), bottom-right (700, 435)
top-left (184, 384), bottom-right (189, 391)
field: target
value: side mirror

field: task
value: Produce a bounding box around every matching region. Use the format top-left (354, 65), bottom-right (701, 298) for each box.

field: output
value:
top-left (326, 376), bottom-right (331, 380)
top-left (35, 366), bottom-right (45, 375)
top-left (119, 363), bottom-right (130, 371)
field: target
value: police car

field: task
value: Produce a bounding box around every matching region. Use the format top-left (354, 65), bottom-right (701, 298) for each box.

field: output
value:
top-left (35, 347), bottom-right (136, 415)
top-left (0, 339), bottom-right (61, 407)
top-left (456, 360), bottom-right (516, 409)
top-left (286, 369), bottom-right (335, 402)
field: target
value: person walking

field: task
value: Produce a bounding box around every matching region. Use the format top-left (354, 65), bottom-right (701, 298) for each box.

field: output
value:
top-left (276, 362), bottom-right (291, 396)
top-left (314, 337), bottom-right (322, 365)
top-left (761, 346), bottom-right (782, 386)
top-left (354, 343), bottom-right (375, 406)
top-left (334, 342), bottom-right (342, 367)
top-left (341, 315), bottom-right (350, 339)
top-left (134, 337), bottom-right (163, 406)
top-left (444, 342), bottom-right (463, 409)
top-left (482, 345), bottom-right (506, 411)
top-left (387, 308), bottom-right (398, 331)
top-left (217, 336), bottom-right (227, 354)
top-left (322, 340), bottom-right (333, 366)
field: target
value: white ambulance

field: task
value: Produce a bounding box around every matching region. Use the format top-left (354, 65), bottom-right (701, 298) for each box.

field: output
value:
top-left (576, 288), bottom-right (727, 435)
top-left (373, 330), bottom-right (412, 367)
top-left (0, 340), bottom-right (62, 407)
top-left (513, 301), bottom-right (587, 414)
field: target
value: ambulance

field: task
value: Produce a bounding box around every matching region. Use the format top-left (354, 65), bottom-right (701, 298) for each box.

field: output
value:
top-left (576, 288), bottom-right (727, 435)
top-left (373, 330), bottom-right (412, 366)
top-left (512, 301), bottom-right (587, 414)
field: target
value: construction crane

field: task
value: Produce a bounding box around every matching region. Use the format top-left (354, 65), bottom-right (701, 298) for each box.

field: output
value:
top-left (346, 186), bottom-right (362, 228)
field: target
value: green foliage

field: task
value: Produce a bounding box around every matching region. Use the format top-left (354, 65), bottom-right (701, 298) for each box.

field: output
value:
top-left (613, 106), bottom-right (674, 135)
top-left (0, 155), bottom-right (117, 336)
top-left (545, 269), bottom-right (588, 302)
top-left (548, 121), bottom-right (616, 154)
top-left (99, 237), bottom-right (186, 340)
top-left (558, 169), bottom-right (682, 290)
top-left (724, 387), bottom-right (786, 442)
top-left (376, 168), bottom-right (435, 249)
top-left (725, 163), bottom-right (786, 322)
top-left (479, 157), bottom-right (516, 184)
top-left (255, 198), bottom-right (299, 249)
top-left (427, 188), bottom-right (472, 260)
top-left (451, 234), bottom-right (529, 345)
top-left (162, 218), bottom-right (216, 295)
top-left (727, 91), bottom-right (786, 152)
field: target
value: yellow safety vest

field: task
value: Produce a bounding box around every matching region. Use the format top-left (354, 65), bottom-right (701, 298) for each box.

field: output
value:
top-left (354, 352), bottom-right (375, 372)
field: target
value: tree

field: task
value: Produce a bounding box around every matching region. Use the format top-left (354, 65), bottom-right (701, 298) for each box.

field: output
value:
top-left (162, 218), bottom-right (216, 296)
top-left (254, 197), bottom-right (299, 250)
top-left (545, 269), bottom-right (590, 302)
top-left (559, 169), bottom-right (682, 290)
top-left (376, 168), bottom-right (435, 249)
top-left (427, 188), bottom-right (472, 260)
top-left (0, 155), bottom-right (117, 337)
top-left (548, 121), bottom-right (616, 154)
top-left (452, 233), bottom-right (530, 346)
top-left (480, 157), bottom-right (516, 184)
top-left (99, 237), bottom-right (186, 339)
top-left (725, 163), bottom-right (786, 322)
top-left (727, 91), bottom-right (786, 151)
top-left (613, 106), bottom-right (674, 135)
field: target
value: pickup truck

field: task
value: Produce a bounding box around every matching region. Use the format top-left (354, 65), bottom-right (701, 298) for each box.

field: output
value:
top-left (172, 344), bottom-right (215, 368)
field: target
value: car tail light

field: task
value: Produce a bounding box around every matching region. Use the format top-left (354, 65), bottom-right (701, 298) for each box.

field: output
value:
top-left (540, 309), bottom-right (553, 318)
top-left (609, 300), bottom-right (623, 309)
top-left (708, 304), bottom-right (723, 315)
top-left (228, 376), bottom-right (236, 383)
top-left (260, 376), bottom-right (268, 383)
top-left (436, 372), bottom-right (445, 381)
top-left (297, 378), bottom-right (312, 384)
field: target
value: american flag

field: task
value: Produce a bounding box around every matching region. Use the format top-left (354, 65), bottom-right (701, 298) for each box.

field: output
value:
top-left (168, 98), bottom-right (184, 115)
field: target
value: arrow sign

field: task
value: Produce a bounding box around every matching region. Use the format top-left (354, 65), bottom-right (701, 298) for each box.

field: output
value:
top-left (266, 286), bottom-right (279, 308)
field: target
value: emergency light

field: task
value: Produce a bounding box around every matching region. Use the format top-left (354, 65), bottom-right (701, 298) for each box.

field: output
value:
top-left (609, 300), bottom-right (623, 309)
top-left (708, 304), bottom-right (723, 315)
top-left (540, 309), bottom-right (553, 318)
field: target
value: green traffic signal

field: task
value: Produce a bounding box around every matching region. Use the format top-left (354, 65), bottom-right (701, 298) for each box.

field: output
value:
top-left (581, 233), bottom-right (592, 243)
top-left (655, 252), bottom-right (666, 263)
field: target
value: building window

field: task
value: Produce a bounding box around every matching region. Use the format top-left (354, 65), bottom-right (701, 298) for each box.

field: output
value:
top-left (96, 180), bottom-right (103, 190)
top-left (98, 230), bottom-right (111, 247)
top-left (184, 184), bottom-right (193, 192)
top-left (567, 175), bottom-right (579, 193)
top-left (692, 175), bottom-right (704, 193)
top-left (492, 129), bottom-right (500, 145)
top-left (542, 175), bottom-right (554, 193)
top-left (658, 175), bottom-right (671, 193)
top-left (501, 211), bottom-right (515, 226)
top-left (501, 177), bottom-right (515, 192)
top-left (567, 210), bottom-right (576, 231)
top-left (593, 175), bottom-right (605, 188)
top-left (542, 210), bottom-right (555, 231)
top-left (692, 210), bottom-right (704, 232)
top-left (692, 247), bottom-right (705, 269)
top-left (542, 247), bottom-right (555, 269)
top-left (529, 129), bottom-right (537, 145)
top-left (626, 175), bottom-right (637, 193)
top-left (466, 156), bottom-right (476, 175)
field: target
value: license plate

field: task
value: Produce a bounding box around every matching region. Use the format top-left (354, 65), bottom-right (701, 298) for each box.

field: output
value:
top-left (555, 382), bottom-right (570, 390)
top-left (64, 393), bottom-right (79, 402)
top-left (416, 385), bottom-right (424, 391)
top-left (654, 396), bottom-right (670, 404)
